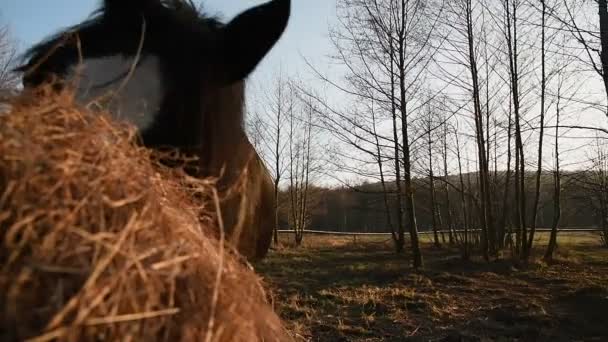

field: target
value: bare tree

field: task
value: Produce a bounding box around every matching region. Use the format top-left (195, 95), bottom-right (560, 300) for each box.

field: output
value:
top-left (442, 118), bottom-right (456, 245)
top-left (370, 94), bottom-right (396, 238)
top-left (454, 123), bottom-right (471, 259)
top-left (544, 70), bottom-right (563, 261)
top-left (527, 0), bottom-right (548, 261)
top-left (549, 0), bottom-right (608, 116)
top-left (246, 111), bottom-right (266, 151)
top-left (269, 75), bottom-right (292, 245)
top-left (500, 88), bottom-right (514, 251)
top-left (301, 0), bottom-right (447, 268)
top-left (425, 106), bottom-right (442, 247)
top-left (246, 74), bottom-right (292, 245)
top-left (437, 0), bottom-right (497, 259)
top-left (588, 138), bottom-right (608, 247)
top-left (287, 92), bottom-right (316, 246)
top-left (599, 0), bottom-right (608, 116)
top-left (503, 0), bottom-right (529, 259)
top-left (0, 24), bottom-right (18, 91)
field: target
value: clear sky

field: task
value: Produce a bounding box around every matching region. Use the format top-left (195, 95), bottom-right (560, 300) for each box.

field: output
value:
top-left (0, 0), bottom-right (336, 90)
top-left (4, 1), bottom-right (604, 185)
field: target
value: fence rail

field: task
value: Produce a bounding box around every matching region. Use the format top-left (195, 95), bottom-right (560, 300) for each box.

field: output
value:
top-left (277, 228), bottom-right (603, 236)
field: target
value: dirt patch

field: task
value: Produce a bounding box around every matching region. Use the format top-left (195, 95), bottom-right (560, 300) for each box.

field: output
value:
top-left (259, 235), bottom-right (608, 341)
top-left (553, 286), bottom-right (608, 337)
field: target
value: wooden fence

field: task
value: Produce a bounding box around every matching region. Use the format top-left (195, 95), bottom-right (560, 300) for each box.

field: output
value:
top-left (277, 228), bottom-right (602, 236)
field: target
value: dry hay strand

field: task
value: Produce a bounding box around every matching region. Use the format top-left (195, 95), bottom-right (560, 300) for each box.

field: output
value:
top-left (0, 87), bottom-right (291, 342)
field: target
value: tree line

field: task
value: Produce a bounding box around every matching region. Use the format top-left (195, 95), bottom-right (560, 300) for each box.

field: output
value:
top-left (248, 0), bottom-right (608, 267)
top-left (276, 171), bottom-right (604, 234)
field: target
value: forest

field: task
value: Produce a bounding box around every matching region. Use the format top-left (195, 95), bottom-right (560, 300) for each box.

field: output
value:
top-left (278, 171), bottom-right (604, 233)
top-left (245, 0), bottom-right (608, 266)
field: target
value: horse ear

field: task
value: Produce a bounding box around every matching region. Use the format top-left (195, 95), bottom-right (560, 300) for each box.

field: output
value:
top-left (221, 0), bottom-right (291, 82)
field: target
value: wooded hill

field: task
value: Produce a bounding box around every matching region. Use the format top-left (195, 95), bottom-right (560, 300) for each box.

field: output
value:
top-left (277, 170), bottom-right (602, 233)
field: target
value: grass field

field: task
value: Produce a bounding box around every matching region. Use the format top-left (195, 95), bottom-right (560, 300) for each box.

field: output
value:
top-left (255, 232), bottom-right (608, 341)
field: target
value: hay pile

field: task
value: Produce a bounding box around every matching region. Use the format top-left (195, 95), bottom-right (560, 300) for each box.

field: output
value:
top-left (0, 88), bottom-right (291, 341)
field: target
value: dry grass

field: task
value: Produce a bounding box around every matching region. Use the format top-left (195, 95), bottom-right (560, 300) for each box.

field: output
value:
top-left (0, 88), bottom-right (291, 341)
top-left (259, 232), bottom-right (608, 341)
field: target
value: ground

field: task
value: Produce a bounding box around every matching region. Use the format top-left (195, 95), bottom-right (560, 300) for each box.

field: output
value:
top-left (254, 232), bottom-right (608, 342)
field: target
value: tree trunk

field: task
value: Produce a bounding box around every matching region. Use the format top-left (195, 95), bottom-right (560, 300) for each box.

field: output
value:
top-left (544, 91), bottom-right (561, 261)
top-left (456, 129), bottom-right (470, 260)
top-left (466, 0), bottom-right (493, 260)
top-left (500, 87), bottom-right (513, 250)
top-left (371, 98), bottom-right (395, 241)
top-left (428, 120), bottom-right (441, 247)
top-left (598, 0), bottom-right (608, 117)
top-left (506, 0), bottom-right (526, 258)
top-left (527, 0), bottom-right (547, 261)
top-left (399, 0), bottom-right (422, 268)
top-left (274, 179), bottom-right (280, 245)
top-left (297, 106), bottom-right (313, 246)
top-left (443, 122), bottom-right (455, 245)
top-left (483, 24), bottom-right (497, 248)
top-left (466, 157), bottom-right (476, 250)
top-left (599, 150), bottom-right (608, 247)
top-left (390, 40), bottom-right (405, 254)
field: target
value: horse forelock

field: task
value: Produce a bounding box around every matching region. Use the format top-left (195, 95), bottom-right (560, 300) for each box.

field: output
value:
top-left (16, 0), bottom-right (223, 78)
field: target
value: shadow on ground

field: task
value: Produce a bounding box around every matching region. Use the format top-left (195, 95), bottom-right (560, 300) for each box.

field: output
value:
top-left (256, 236), bottom-right (608, 342)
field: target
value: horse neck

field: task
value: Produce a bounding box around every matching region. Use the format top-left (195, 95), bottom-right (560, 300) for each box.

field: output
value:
top-left (202, 81), bottom-right (255, 184)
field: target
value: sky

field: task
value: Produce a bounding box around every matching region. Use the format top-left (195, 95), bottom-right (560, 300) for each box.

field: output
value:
top-left (0, 0), bottom-right (337, 92)
top-left (2, 1), bottom-right (607, 186)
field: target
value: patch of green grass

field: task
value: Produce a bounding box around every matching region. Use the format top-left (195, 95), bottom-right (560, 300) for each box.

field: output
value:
top-left (257, 232), bottom-right (608, 341)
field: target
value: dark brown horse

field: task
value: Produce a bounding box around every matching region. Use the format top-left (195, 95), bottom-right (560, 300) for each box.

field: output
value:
top-left (16, 0), bottom-right (290, 260)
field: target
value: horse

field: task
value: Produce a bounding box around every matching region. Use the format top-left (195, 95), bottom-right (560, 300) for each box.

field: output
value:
top-left (15, 0), bottom-right (290, 261)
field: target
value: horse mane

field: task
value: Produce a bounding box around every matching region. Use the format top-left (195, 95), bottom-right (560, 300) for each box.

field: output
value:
top-left (16, 0), bottom-right (224, 76)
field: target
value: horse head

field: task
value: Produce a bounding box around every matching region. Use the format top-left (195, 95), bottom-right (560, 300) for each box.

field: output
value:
top-left (16, 0), bottom-right (291, 260)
